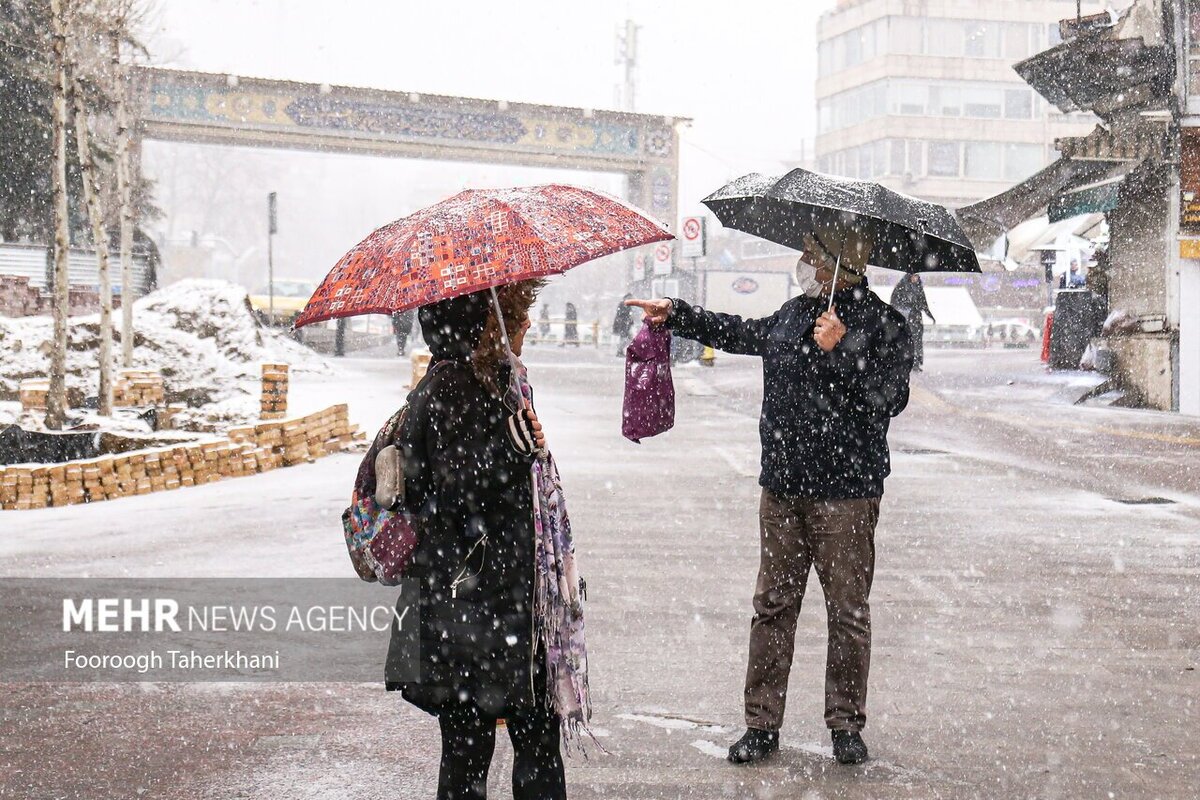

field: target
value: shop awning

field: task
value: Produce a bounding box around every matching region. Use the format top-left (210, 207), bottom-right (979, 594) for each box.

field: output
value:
top-left (1015, 35), bottom-right (1172, 118)
top-left (1048, 171), bottom-right (1127, 221)
top-left (956, 158), bottom-right (1115, 248)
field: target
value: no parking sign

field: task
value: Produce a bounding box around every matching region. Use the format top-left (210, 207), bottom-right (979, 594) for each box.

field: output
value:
top-left (652, 241), bottom-right (673, 276)
top-left (680, 215), bottom-right (706, 258)
top-left (632, 253), bottom-right (647, 281)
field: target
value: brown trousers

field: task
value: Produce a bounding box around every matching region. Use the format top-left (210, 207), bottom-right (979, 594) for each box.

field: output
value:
top-left (744, 489), bottom-right (880, 733)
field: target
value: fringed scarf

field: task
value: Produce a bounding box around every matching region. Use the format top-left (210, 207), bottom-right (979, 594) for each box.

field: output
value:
top-left (508, 359), bottom-right (598, 755)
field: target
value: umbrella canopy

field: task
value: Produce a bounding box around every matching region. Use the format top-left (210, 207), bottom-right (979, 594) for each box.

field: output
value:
top-left (294, 184), bottom-right (673, 328)
top-left (702, 169), bottom-right (981, 275)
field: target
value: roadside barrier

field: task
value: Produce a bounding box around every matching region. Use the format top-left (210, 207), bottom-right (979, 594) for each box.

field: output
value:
top-left (0, 404), bottom-right (363, 510)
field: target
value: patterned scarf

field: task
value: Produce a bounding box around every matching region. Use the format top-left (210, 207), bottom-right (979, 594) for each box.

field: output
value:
top-left (507, 359), bottom-right (597, 755)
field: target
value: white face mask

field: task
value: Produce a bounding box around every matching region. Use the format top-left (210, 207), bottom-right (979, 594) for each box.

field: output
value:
top-left (795, 261), bottom-right (823, 298)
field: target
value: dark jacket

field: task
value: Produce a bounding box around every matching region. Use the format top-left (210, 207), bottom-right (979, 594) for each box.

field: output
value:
top-left (386, 293), bottom-right (541, 717)
top-left (890, 278), bottom-right (932, 323)
top-left (667, 280), bottom-right (912, 499)
top-left (612, 302), bottom-right (635, 336)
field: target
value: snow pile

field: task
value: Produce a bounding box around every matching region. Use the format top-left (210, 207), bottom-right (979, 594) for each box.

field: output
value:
top-left (0, 279), bottom-right (331, 430)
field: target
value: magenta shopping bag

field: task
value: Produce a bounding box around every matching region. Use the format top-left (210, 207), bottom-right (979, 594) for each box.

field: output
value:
top-left (622, 322), bottom-right (675, 443)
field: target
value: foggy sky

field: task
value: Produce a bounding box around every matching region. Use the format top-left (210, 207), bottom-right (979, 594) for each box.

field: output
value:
top-left (140, 0), bottom-right (822, 295)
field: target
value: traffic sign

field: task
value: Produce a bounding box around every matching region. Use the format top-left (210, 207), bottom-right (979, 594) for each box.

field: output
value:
top-left (652, 241), bottom-right (673, 276)
top-left (680, 215), bottom-right (706, 258)
top-left (632, 253), bottom-right (646, 281)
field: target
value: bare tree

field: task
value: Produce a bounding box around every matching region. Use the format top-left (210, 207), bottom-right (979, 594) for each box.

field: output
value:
top-left (70, 75), bottom-right (114, 415)
top-left (109, 0), bottom-right (136, 368)
top-left (45, 0), bottom-right (72, 430)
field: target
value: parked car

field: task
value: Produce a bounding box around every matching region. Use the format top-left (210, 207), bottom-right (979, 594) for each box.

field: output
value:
top-left (983, 319), bottom-right (1041, 345)
top-left (248, 278), bottom-right (317, 327)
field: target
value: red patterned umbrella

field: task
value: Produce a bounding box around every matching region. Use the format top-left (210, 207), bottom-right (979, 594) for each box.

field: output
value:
top-left (293, 184), bottom-right (673, 329)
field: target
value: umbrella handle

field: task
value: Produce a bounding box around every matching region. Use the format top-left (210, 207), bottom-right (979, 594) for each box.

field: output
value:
top-left (827, 228), bottom-right (846, 316)
top-left (488, 285), bottom-right (529, 412)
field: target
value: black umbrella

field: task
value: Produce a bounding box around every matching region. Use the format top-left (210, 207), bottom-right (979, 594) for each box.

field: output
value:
top-left (702, 170), bottom-right (982, 298)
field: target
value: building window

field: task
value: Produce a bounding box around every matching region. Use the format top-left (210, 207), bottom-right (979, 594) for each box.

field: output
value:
top-left (1004, 143), bottom-right (1044, 181)
top-left (1004, 89), bottom-right (1033, 119)
top-left (818, 17), bottom-right (890, 76)
top-left (1004, 22), bottom-right (1033, 60)
top-left (964, 142), bottom-right (1003, 180)
top-left (964, 21), bottom-right (1001, 58)
top-left (928, 141), bottom-right (961, 177)
top-left (872, 140), bottom-right (888, 177)
top-left (858, 146), bottom-right (873, 179)
top-left (889, 139), bottom-right (907, 175)
top-left (907, 140), bottom-right (925, 176)
top-left (894, 83), bottom-right (927, 115)
top-left (927, 19), bottom-right (967, 56)
top-left (931, 85), bottom-right (962, 117)
top-left (845, 30), bottom-right (862, 66)
top-left (892, 16), bottom-right (923, 54)
top-left (963, 87), bottom-right (1003, 118)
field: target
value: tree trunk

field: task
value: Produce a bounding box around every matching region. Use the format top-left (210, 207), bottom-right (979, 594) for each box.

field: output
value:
top-left (111, 28), bottom-right (135, 368)
top-left (71, 78), bottom-right (114, 416)
top-left (45, 0), bottom-right (71, 430)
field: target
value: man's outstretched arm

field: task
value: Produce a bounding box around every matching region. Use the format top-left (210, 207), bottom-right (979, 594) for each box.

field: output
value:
top-left (625, 297), bottom-right (779, 357)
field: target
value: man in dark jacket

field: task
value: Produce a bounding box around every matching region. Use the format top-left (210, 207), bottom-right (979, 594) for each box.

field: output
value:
top-left (627, 225), bottom-right (912, 766)
top-left (613, 292), bottom-right (637, 355)
top-left (890, 273), bottom-right (934, 372)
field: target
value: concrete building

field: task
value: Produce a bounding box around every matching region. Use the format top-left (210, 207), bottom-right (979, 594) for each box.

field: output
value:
top-left (1171, 0), bottom-right (1199, 414)
top-left (957, 0), bottom-right (1198, 414)
top-left (815, 0), bottom-right (1105, 208)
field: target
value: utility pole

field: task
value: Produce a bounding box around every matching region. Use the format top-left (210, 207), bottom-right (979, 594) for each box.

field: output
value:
top-left (614, 19), bottom-right (638, 112)
top-left (267, 191), bottom-right (277, 323)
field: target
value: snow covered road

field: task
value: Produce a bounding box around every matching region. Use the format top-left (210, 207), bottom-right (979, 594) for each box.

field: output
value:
top-left (2, 345), bottom-right (1197, 799)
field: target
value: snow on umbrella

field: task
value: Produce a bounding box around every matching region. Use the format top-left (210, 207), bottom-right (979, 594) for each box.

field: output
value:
top-left (702, 169), bottom-right (982, 278)
top-left (293, 184), bottom-right (673, 329)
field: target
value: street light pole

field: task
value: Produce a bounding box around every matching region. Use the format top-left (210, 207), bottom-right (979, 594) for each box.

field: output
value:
top-left (615, 19), bottom-right (638, 112)
top-left (267, 191), bottom-right (277, 323)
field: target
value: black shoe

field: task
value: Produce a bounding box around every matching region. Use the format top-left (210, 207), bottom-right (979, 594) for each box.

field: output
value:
top-left (727, 728), bottom-right (779, 764)
top-left (831, 730), bottom-right (868, 764)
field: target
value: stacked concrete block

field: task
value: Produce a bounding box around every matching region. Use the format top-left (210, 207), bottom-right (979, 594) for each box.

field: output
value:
top-left (1, 405), bottom-right (364, 510)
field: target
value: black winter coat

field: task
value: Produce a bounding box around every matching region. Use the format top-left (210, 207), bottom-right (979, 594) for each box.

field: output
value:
top-left (668, 280), bottom-right (913, 499)
top-left (891, 278), bottom-right (932, 323)
top-left (387, 357), bottom-right (542, 717)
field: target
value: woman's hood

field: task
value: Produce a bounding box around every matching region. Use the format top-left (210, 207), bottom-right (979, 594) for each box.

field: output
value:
top-left (418, 291), bottom-right (491, 361)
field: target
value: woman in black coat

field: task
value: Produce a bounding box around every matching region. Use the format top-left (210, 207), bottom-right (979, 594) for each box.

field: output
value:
top-left (561, 302), bottom-right (579, 347)
top-left (391, 282), bottom-right (565, 800)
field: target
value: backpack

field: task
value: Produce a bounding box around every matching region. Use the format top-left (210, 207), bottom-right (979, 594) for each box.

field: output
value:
top-left (341, 362), bottom-right (448, 585)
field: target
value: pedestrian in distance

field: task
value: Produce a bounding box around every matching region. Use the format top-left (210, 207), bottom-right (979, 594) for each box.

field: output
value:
top-left (391, 308), bottom-right (417, 356)
top-left (625, 223), bottom-right (913, 767)
top-left (561, 302), bottom-right (580, 347)
top-left (389, 282), bottom-right (570, 800)
top-left (538, 304), bottom-right (551, 343)
top-left (1059, 258), bottom-right (1086, 289)
top-left (889, 273), bottom-right (934, 372)
top-left (612, 292), bottom-right (636, 356)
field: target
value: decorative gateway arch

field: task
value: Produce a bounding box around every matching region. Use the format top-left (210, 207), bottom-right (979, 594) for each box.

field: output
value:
top-left (131, 67), bottom-right (686, 271)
